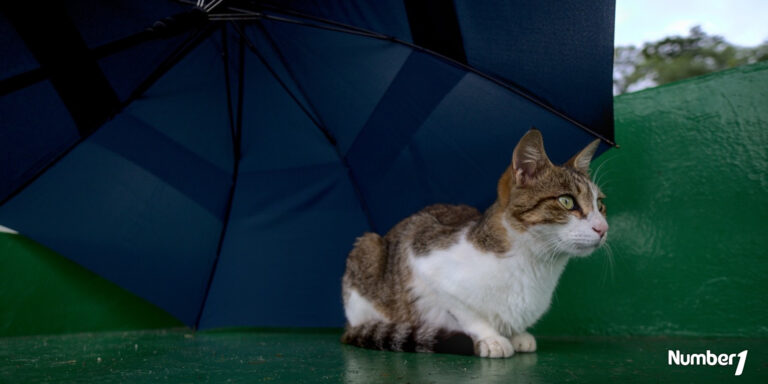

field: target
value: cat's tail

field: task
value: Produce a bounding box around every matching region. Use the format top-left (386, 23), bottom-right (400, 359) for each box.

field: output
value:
top-left (341, 322), bottom-right (474, 355)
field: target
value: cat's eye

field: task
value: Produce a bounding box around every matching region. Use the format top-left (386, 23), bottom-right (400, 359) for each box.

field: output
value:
top-left (598, 199), bottom-right (606, 212)
top-left (557, 195), bottom-right (575, 210)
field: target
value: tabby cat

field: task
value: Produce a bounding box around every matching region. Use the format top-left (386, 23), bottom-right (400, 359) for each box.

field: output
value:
top-left (341, 128), bottom-right (608, 358)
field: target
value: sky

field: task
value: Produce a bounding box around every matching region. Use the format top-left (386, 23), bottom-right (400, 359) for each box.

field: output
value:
top-left (615, 0), bottom-right (768, 47)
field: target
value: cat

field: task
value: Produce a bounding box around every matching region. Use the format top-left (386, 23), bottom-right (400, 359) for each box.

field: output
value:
top-left (340, 128), bottom-right (608, 358)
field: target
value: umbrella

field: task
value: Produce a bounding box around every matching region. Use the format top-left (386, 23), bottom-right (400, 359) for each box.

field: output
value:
top-left (0, 0), bottom-right (616, 329)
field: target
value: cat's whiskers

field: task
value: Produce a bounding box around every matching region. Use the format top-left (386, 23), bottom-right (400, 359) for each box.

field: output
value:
top-left (591, 153), bottom-right (618, 188)
top-left (595, 171), bottom-right (617, 192)
top-left (602, 241), bottom-right (616, 285)
top-left (535, 237), bottom-right (566, 269)
top-left (592, 156), bottom-right (615, 286)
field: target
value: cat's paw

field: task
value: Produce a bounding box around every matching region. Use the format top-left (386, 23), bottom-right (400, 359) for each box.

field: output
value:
top-left (474, 336), bottom-right (514, 358)
top-left (510, 332), bottom-right (537, 353)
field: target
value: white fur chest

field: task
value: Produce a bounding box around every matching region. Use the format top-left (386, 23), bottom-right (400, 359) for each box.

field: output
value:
top-left (408, 231), bottom-right (568, 335)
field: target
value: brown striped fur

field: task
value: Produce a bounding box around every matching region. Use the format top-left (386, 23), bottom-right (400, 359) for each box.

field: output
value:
top-left (341, 128), bottom-right (605, 355)
top-left (341, 322), bottom-right (473, 355)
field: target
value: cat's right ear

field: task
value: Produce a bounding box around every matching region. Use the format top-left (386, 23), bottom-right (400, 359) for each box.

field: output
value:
top-left (512, 128), bottom-right (552, 185)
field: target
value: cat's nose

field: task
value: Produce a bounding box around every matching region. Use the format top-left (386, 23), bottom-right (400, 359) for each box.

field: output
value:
top-left (592, 222), bottom-right (608, 237)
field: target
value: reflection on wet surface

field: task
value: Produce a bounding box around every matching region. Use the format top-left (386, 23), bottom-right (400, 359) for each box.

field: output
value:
top-left (1, 330), bottom-right (765, 383)
top-left (344, 346), bottom-right (540, 384)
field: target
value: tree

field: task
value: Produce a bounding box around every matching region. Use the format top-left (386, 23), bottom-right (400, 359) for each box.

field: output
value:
top-left (614, 26), bottom-right (768, 95)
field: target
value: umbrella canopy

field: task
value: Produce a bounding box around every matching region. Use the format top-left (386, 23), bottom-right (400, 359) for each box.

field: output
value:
top-left (0, 0), bottom-right (616, 329)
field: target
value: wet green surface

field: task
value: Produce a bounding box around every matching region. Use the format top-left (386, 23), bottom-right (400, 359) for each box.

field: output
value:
top-left (1, 329), bottom-right (766, 383)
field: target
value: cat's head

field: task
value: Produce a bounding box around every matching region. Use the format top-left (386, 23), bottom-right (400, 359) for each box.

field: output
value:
top-left (497, 128), bottom-right (608, 257)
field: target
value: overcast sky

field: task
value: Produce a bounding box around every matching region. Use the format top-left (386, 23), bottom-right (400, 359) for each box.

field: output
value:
top-left (615, 0), bottom-right (768, 47)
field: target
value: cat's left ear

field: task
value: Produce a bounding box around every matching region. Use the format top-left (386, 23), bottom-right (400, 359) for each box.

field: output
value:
top-left (511, 128), bottom-right (553, 186)
top-left (565, 139), bottom-right (601, 174)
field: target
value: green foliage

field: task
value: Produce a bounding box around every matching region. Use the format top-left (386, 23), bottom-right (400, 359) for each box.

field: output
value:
top-left (614, 26), bottom-right (768, 94)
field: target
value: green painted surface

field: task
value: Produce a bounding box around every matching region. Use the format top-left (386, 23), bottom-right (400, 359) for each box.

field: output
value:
top-left (534, 62), bottom-right (768, 337)
top-left (1, 62), bottom-right (767, 339)
top-left (0, 233), bottom-right (183, 337)
top-left (1, 329), bottom-right (765, 383)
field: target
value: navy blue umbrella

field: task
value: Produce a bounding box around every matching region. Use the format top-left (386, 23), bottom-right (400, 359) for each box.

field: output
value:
top-left (0, 0), bottom-right (616, 329)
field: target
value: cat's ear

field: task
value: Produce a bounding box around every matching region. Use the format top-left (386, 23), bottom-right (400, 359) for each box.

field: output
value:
top-left (565, 139), bottom-right (600, 174)
top-left (512, 128), bottom-right (552, 185)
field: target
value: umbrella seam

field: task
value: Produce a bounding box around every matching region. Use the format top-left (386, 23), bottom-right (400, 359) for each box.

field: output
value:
top-left (253, 22), bottom-right (336, 146)
top-left (256, 12), bottom-right (617, 147)
top-left (195, 24), bottom-right (244, 330)
top-left (198, 1), bottom-right (616, 146)
top-left (0, 25), bottom-right (218, 208)
top-left (234, 23), bottom-right (378, 233)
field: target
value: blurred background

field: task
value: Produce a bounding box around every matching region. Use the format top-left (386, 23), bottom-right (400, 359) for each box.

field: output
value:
top-left (613, 0), bottom-right (768, 94)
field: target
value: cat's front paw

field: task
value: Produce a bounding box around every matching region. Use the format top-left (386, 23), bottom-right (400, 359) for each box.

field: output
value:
top-left (474, 336), bottom-right (514, 358)
top-left (510, 332), bottom-right (537, 352)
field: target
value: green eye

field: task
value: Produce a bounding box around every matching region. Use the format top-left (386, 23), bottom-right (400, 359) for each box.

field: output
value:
top-left (558, 195), bottom-right (575, 210)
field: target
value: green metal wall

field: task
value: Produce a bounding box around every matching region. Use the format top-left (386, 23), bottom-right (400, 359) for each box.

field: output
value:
top-left (536, 61), bottom-right (768, 337)
top-left (0, 233), bottom-right (181, 337)
top-left (1, 62), bottom-right (767, 337)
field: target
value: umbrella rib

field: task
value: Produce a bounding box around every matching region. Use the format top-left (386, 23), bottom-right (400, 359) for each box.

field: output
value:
top-left (0, 67), bottom-right (48, 97)
top-left (0, 26), bottom-right (216, 208)
top-left (252, 22), bottom-right (335, 145)
top-left (255, 13), bottom-right (616, 148)
top-left (233, 23), bottom-right (378, 233)
top-left (194, 25), bottom-right (244, 330)
top-left (204, 0), bottom-right (225, 12)
top-left (192, 0), bottom-right (617, 147)
top-left (221, 26), bottom-right (237, 150)
top-left (233, 24), bottom-right (331, 143)
top-left (0, 8), bottom-right (209, 96)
